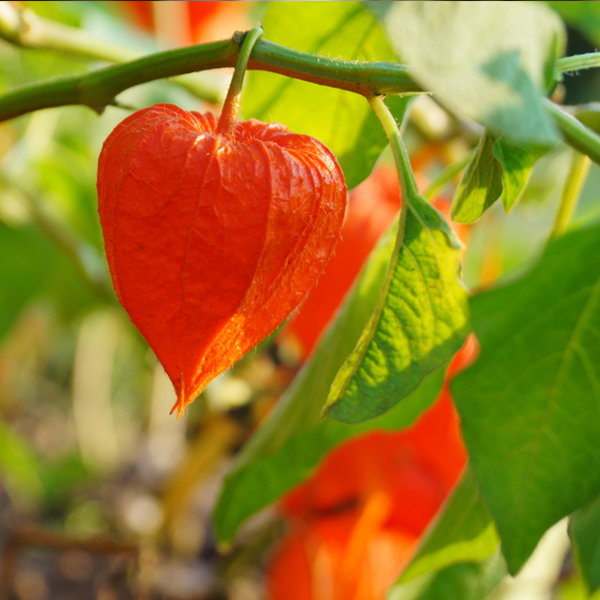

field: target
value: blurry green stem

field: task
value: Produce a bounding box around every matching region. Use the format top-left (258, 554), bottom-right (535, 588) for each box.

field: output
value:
top-left (547, 150), bottom-right (591, 245)
top-left (546, 99), bottom-right (600, 166)
top-left (555, 52), bottom-right (600, 75)
top-left (422, 152), bottom-right (472, 201)
top-left (0, 1), bottom-right (222, 104)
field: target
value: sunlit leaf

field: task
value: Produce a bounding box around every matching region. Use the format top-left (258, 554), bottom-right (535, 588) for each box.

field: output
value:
top-left (452, 132), bottom-right (503, 224)
top-left (388, 549), bottom-right (506, 600)
top-left (452, 222), bottom-right (600, 573)
top-left (452, 131), bottom-right (546, 223)
top-left (386, 1), bottom-right (564, 146)
top-left (324, 194), bottom-right (469, 423)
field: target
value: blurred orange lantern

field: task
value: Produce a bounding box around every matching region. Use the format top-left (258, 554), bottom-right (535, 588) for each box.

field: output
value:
top-left (266, 342), bottom-right (474, 600)
top-left (270, 159), bottom-right (472, 598)
top-left (116, 1), bottom-right (252, 45)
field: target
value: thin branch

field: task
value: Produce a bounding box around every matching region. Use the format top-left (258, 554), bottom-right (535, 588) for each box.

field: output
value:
top-left (555, 52), bottom-right (600, 75)
top-left (547, 150), bottom-right (591, 245)
top-left (546, 99), bottom-right (600, 167)
top-left (0, 35), bottom-right (421, 122)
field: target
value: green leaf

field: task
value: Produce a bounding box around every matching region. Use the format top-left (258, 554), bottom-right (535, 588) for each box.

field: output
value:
top-left (452, 132), bottom-right (503, 224)
top-left (242, 1), bottom-right (406, 189)
top-left (451, 222), bottom-right (600, 574)
top-left (213, 221), bottom-right (446, 544)
top-left (571, 493), bottom-right (600, 594)
top-left (323, 194), bottom-right (469, 423)
top-left (452, 131), bottom-right (546, 223)
top-left (388, 549), bottom-right (506, 600)
top-left (386, 1), bottom-right (565, 147)
top-left (494, 137), bottom-right (547, 212)
top-left (398, 468), bottom-right (500, 585)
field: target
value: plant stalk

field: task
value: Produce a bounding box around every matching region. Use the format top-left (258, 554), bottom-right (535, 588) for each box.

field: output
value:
top-left (368, 95), bottom-right (419, 204)
top-left (0, 36), bottom-right (420, 122)
top-left (545, 99), bottom-right (600, 166)
top-left (555, 52), bottom-right (600, 75)
top-left (547, 150), bottom-right (591, 245)
top-left (217, 27), bottom-right (263, 137)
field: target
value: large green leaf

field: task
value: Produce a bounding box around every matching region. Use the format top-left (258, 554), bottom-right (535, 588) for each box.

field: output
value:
top-left (570, 493), bottom-right (600, 594)
top-left (386, 1), bottom-right (564, 147)
top-left (397, 468), bottom-right (499, 585)
top-left (452, 222), bottom-right (600, 574)
top-left (324, 194), bottom-right (469, 423)
top-left (452, 131), bottom-right (546, 223)
top-left (388, 549), bottom-right (506, 600)
top-left (213, 221), bottom-right (446, 544)
top-left (243, 1), bottom-right (405, 189)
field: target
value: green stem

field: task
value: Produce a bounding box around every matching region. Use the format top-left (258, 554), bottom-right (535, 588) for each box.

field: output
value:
top-left (547, 150), bottom-right (591, 245)
top-left (0, 1), bottom-right (221, 104)
top-left (0, 36), bottom-right (420, 123)
top-left (546, 99), bottom-right (600, 166)
top-left (368, 95), bottom-right (419, 203)
top-left (422, 152), bottom-right (472, 202)
top-left (555, 52), bottom-right (600, 75)
top-left (217, 27), bottom-right (263, 137)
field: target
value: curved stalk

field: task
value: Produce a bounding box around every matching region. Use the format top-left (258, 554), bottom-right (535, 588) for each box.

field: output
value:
top-left (0, 36), bottom-right (420, 122)
top-left (547, 150), bottom-right (591, 245)
top-left (217, 26), bottom-right (263, 137)
top-left (545, 99), bottom-right (600, 166)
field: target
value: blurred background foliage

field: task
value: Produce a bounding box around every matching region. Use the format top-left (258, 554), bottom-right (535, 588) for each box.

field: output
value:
top-left (0, 1), bottom-right (599, 599)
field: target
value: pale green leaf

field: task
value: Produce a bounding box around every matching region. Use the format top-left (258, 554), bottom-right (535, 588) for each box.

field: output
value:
top-left (452, 222), bottom-right (600, 573)
top-left (386, 1), bottom-right (564, 146)
top-left (324, 194), bottom-right (469, 423)
top-left (452, 132), bottom-right (503, 224)
top-left (452, 131), bottom-right (546, 223)
top-left (494, 138), bottom-right (547, 212)
top-left (388, 549), bottom-right (506, 600)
